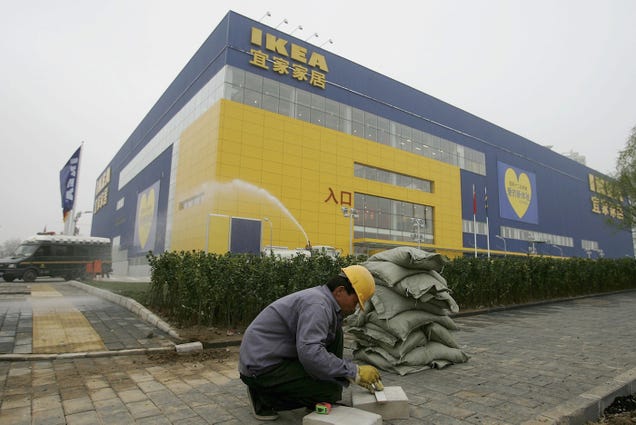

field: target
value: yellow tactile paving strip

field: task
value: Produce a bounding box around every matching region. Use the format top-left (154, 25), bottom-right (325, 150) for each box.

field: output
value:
top-left (30, 284), bottom-right (106, 353)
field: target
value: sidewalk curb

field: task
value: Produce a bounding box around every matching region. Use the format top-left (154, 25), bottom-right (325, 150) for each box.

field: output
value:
top-left (521, 366), bottom-right (636, 425)
top-left (452, 288), bottom-right (636, 318)
top-left (68, 281), bottom-right (182, 341)
top-left (0, 346), bottom-right (175, 362)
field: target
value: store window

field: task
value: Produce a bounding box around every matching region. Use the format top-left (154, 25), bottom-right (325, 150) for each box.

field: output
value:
top-left (354, 193), bottom-right (434, 243)
top-left (222, 66), bottom-right (486, 176)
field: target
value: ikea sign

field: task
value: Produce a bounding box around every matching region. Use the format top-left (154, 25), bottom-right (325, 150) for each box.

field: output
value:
top-left (249, 27), bottom-right (329, 89)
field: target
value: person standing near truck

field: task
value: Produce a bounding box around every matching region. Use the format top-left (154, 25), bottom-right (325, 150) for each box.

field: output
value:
top-left (238, 265), bottom-right (383, 420)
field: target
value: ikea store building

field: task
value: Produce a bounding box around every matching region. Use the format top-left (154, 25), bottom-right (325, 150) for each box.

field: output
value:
top-left (91, 11), bottom-right (633, 276)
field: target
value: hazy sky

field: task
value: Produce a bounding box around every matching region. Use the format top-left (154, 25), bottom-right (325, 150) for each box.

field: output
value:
top-left (1, 0), bottom-right (635, 243)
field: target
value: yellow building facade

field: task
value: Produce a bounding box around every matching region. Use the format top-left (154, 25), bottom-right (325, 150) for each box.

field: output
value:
top-left (171, 99), bottom-right (462, 257)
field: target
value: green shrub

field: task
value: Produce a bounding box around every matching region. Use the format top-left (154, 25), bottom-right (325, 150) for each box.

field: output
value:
top-left (147, 251), bottom-right (362, 327)
top-left (147, 251), bottom-right (636, 327)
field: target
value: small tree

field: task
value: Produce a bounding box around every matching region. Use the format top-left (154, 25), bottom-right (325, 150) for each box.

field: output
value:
top-left (605, 126), bottom-right (636, 230)
top-left (0, 238), bottom-right (22, 257)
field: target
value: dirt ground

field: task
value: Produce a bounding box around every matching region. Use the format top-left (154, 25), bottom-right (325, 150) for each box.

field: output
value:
top-left (175, 324), bottom-right (244, 344)
top-left (589, 393), bottom-right (636, 424)
top-left (147, 324), bottom-right (242, 364)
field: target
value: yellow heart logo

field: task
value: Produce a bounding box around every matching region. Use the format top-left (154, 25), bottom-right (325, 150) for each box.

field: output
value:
top-left (504, 168), bottom-right (532, 218)
top-left (137, 188), bottom-right (155, 249)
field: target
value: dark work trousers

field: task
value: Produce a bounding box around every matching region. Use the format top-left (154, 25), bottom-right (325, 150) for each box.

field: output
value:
top-left (240, 328), bottom-right (347, 411)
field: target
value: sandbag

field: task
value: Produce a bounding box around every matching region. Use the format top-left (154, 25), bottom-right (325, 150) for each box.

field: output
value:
top-left (401, 341), bottom-right (469, 366)
top-left (347, 322), bottom-right (398, 346)
top-left (391, 272), bottom-right (460, 313)
top-left (354, 348), bottom-right (431, 376)
top-left (432, 291), bottom-right (460, 313)
top-left (424, 322), bottom-right (459, 349)
top-left (368, 246), bottom-right (449, 271)
top-left (362, 261), bottom-right (422, 287)
top-left (366, 309), bottom-right (459, 341)
top-left (371, 285), bottom-right (450, 319)
top-left (354, 328), bottom-right (428, 360)
top-left (343, 305), bottom-right (370, 328)
top-left (392, 271), bottom-right (449, 298)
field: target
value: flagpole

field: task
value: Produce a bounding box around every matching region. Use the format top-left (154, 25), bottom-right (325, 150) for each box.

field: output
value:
top-left (62, 143), bottom-right (83, 235)
top-left (473, 184), bottom-right (477, 258)
top-left (485, 186), bottom-right (490, 258)
top-left (71, 141), bottom-right (84, 236)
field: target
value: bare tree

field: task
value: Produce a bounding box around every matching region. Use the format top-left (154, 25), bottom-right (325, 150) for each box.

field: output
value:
top-left (0, 238), bottom-right (22, 257)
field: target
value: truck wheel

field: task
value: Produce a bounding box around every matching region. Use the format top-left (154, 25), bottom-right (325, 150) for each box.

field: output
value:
top-left (22, 269), bottom-right (38, 283)
top-left (2, 275), bottom-right (15, 282)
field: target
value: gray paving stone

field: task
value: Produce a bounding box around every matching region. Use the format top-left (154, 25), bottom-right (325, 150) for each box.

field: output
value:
top-left (303, 406), bottom-right (382, 425)
top-left (352, 386), bottom-right (409, 419)
top-left (1, 282), bottom-right (635, 424)
top-left (64, 410), bottom-right (101, 425)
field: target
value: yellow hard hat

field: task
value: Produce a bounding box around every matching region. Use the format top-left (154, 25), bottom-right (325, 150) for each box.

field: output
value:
top-left (341, 265), bottom-right (375, 311)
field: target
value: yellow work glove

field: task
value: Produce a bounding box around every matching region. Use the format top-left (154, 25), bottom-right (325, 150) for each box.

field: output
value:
top-left (355, 365), bottom-right (383, 393)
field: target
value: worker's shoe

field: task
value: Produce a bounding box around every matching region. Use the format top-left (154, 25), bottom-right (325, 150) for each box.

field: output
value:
top-left (246, 387), bottom-right (279, 421)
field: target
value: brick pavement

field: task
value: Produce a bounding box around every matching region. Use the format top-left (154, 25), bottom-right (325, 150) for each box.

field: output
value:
top-left (0, 280), bottom-right (635, 424)
top-left (0, 281), bottom-right (175, 357)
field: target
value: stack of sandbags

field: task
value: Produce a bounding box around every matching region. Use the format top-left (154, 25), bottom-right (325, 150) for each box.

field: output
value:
top-left (345, 247), bottom-right (469, 375)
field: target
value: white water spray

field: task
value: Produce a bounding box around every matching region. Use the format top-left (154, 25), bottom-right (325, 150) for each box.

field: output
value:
top-left (202, 179), bottom-right (309, 244)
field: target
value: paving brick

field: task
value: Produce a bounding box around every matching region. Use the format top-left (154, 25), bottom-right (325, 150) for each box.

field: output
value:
top-left (118, 388), bottom-right (148, 403)
top-left (303, 405), bottom-right (382, 425)
top-left (31, 406), bottom-right (65, 425)
top-left (90, 387), bottom-right (117, 401)
top-left (161, 405), bottom-right (198, 421)
top-left (352, 386), bottom-right (409, 420)
top-left (98, 409), bottom-right (135, 425)
top-left (62, 396), bottom-right (94, 415)
top-left (0, 406), bottom-right (31, 425)
top-left (135, 415), bottom-right (173, 425)
top-left (65, 410), bottom-right (101, 425)
top-left (32, 394), bottom-right (62, 412)
top-left (0, 394), bottom-right (31, 409)
top-left (126, 399), bottom-right (162, 419)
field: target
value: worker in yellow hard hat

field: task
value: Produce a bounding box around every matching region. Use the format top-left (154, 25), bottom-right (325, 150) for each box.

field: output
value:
top-left (238, 265), bottom-right (383, 421)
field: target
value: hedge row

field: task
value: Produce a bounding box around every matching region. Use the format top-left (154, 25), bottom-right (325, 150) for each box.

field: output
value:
top-left (146, 251), bottom-right (360, 326)
top-left (146, 251), bottom-right (636, 327)
top-left (445, 256), bottom-right (636, 309)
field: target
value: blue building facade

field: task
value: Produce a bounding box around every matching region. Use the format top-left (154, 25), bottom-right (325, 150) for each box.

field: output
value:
top-left (91, 11), bottom-right (632, 274)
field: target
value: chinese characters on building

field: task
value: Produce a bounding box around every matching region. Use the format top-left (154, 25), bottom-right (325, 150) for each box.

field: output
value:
top-left (324, 187), bottom-right (352, 206)
top-left (249, 27), bottom-right (329, 90)
top-left (588, 174), bottom-right (623, 219)
top-left (94, 167), bottom-right (111, 213)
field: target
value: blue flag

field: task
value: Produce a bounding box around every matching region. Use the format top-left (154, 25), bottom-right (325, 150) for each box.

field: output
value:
top-left (59, 146), bottom-right (81, 222)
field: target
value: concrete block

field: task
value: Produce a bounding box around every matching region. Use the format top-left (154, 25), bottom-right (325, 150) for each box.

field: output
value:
top-left (175, 341), bottom-right (203, 354)
top-left (352, 386), bottom-right (409, 420)
top-left (303, 405), bottom-right (382, 425)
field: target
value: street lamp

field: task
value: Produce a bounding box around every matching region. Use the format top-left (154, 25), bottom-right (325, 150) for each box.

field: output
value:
top-left (263, 217), bottom-right (273, 253)
top-left (528, 239), bottom-right (545, 255)
top-left (341, 207), bottom-right (358, 255)
top-left (551, 244), bottom-right (563, 257)
top-left (495, 235), bottom-right (507, 255)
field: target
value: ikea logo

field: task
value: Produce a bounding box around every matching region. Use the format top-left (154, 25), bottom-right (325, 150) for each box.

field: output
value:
top-left (249, 27), bottom-right (329, 89)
